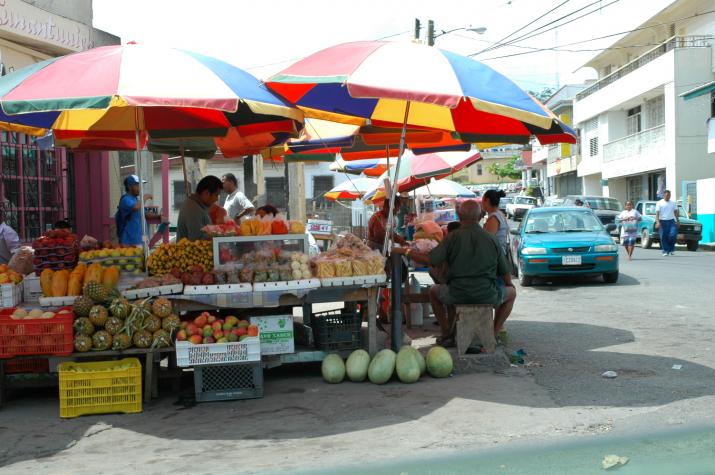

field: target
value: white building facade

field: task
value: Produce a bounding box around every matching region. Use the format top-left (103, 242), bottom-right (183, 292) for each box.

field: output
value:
top-left (573, 0), bottom-right (715, 205)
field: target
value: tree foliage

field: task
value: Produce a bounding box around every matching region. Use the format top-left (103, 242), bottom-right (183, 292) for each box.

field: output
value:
top-left (487, 155), bottom-right (522, 181)
top-left (528, 87), bottom-right (556, 103)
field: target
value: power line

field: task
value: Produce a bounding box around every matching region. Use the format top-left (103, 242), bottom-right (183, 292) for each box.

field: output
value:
top-left (474, 0), bottom-right (621, 57)
top-left (471, 0), bottom-right (571, 56)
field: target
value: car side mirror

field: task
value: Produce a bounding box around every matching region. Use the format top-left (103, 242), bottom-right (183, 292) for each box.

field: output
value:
top-left (510, 228), bottom-right (520, 236)
top-left (605, 223), bottom-right (617, 232)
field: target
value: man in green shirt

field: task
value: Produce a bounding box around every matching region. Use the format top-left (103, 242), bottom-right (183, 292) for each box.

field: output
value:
top-left (176, 175), bottom-right (222, 241)
top-left (394, 200), bottom-right (516, 343)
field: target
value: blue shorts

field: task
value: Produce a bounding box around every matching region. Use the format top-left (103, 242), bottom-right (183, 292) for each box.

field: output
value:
top-left (622, 235), bottom-right (637, 246)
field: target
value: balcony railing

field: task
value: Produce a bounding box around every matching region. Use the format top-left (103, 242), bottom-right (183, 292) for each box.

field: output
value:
top-left (576, 36), bottom-right (712, 101)
top-left (603, 125), bottom-right (665, 162)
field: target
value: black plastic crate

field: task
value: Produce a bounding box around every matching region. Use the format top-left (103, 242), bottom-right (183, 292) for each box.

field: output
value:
top-left (312, 310), bottom-right (362, 351)
top-left (193, 362), bottom-right (263, 402)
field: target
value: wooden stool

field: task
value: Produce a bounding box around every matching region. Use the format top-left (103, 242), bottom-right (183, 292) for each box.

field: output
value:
top-left (453, 305), bottom-right (495, 354)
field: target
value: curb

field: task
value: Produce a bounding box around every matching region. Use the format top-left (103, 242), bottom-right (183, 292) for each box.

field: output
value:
top-left (699, 243), bottom-right (715, 252)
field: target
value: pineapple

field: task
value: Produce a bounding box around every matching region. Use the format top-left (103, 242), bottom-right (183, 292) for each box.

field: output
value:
top-left (109, 298), bottom-right (131, 320)
top-left (84, 281), bottom-right (109, 303)
top-left (73, 295), bottom-right (94, 317)
top-left (162, 314), bottom-right (181, 333)
top-left (144, 315), bottom-right (161, 333)
top-left (105, 317), bottom-right (124, 335)
top-left (152, 329), bottom-right (171, 348)
top-left (92, 330), bottom-right (112, 350)
top-left (74, 334), bottom-right (92, 352)
top-left (124, 303), bottom-right (151, 338)
top-left (151, 297), bottom-right (172, 318)
top-left (88, 305), bottom-right (109, 327)
top-left (132, 330), bottom-right (152, 348)
top-left (112, 332), bottom-right (132, 350)
top-left (73, 317), bottom-right (95, 336)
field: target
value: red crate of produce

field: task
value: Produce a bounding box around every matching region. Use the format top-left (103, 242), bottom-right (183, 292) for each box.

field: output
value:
top-left (4, 358), bottom-right (50, 374)
top-left (0, 308), bottom-right (74, 358)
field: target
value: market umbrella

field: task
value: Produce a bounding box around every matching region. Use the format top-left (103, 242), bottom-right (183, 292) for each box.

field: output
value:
top-left (329, 157), bottom-right (391, 176)
top-left (0, 42), bottom-right (303, 245)
top-left (324, 177), bottom-right (377, 201)
top-left (412, 179), bottom-right (476, 199)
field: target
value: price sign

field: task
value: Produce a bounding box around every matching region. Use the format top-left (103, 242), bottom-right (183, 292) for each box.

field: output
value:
top-left (307, 219), bottom-right (333, 234)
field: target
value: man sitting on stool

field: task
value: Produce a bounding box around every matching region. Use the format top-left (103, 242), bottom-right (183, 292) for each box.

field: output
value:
top-left (393, 200), bottom-right (516, 345)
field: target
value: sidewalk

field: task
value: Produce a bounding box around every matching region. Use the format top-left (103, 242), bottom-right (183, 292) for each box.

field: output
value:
top-left (700, 242), bottom-right (715, 251)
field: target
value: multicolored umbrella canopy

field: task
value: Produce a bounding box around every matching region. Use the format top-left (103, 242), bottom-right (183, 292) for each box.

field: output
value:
top-left (364, 150), bottom-right (482, 201)
top-left (0, 43), bottom-right (303, 151)
top-left (324, 177), bottom-right (377, 201)
top-left (267, 41), bottom-right (576, 146)
top-left (412, 179), bottom-right (476, 198)
top-left (329, 157), bottom-right (391, 177)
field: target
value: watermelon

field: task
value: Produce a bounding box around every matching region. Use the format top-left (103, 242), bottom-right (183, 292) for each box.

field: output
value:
top-left (368, 349), bottom-right (396, 384)
top-left (396, 346), bottom-right (421, 383)
top-left (407, 346), bottom-right (426, 376)
top-left (426, 346), bottom-right (453, 378)
top-left (346, 349), bottom-right (370, 382)
top-left (321, 353), bottom-right (346, 383)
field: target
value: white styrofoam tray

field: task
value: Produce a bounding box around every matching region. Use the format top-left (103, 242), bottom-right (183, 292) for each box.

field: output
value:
top-left (252, 279), bottom-right (320, 291)
top-left (39, 295), bottom-right (77, 307)
top-left (175, 337), bottom-right (260, 367)
top-left (122, 283), bottom-right (184, 300)
top-left (319, 274), bottom-right (387, 287)
top-left (183, 283), bottom-right (253, 295)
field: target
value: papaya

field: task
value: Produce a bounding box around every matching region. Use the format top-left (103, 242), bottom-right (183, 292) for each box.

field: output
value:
top-left (84, 262), bottom-right (103, 284)
top-left (73, 263), bottom-right (87, 278)
top-left (40, 268), bottom-right (54, 297)
top-left (67, 272), bottom-right (83, 296)
top-left (51, 269), bottom-right (69, 297)
top-left (102, 266), bottom-right (120, 289)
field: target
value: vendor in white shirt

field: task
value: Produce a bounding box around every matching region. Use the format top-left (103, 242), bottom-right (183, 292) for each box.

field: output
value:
top-left (655, 189), bottom-right (679, 256)
top-left (0, 210), bottom-right (20, 265)
top-left (221, 173), bottom-right (255, 223)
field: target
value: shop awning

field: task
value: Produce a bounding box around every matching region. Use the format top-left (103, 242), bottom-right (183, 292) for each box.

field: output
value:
top-left (680, 81), bottom-right (715, 101)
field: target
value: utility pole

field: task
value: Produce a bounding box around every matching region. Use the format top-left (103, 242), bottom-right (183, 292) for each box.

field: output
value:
top-left (427, 20), bottom-right (435, 46)
top-left (414, 18), bottom-right (421, 41)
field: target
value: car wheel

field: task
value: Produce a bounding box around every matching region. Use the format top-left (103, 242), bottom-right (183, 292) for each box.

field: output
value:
top-left (518, 263), bottom-right (533, 287)
top-left (603, 271), bottom-right (619, 284)
top-left (687, 241), bottom-right (699, 252)
top-left (641, 228), bottom-right (652, 249)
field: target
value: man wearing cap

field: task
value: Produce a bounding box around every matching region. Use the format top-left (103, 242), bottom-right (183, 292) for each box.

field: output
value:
top-left (115, 175), bottom-right (157, 246)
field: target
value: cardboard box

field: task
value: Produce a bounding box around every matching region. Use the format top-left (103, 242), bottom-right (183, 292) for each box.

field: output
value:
top-left (1, 282), bottom-right (23, 308)
top-left (250, 315), bottom-right (294, 355)
top-left (23, 275), bottom-right (42, 304)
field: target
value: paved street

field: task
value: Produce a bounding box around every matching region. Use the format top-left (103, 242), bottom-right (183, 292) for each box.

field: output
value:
top-left (2, 246), bottom-right (715, 474)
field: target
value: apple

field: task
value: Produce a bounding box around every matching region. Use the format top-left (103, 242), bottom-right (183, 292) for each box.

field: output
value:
top-left (176, 330), bottom-right (187, 341)
top-left (186, 323), bottom-right (199, 336)
top-left (236, 327), bottom-right (247, 337)
top-left (222, 322), bottom-right (235, 331)
top-left (188, 335), bottom-right (203, 345)
top-left (193, 314), bottom-right (208, 328)
top-left (237, 320), bottom-right (250, 329)
top-left (212, 330), bottom-right (223, 340)
top-left (217, 337), bottom-right (229, 343)
top-left (202, 326), bottom-right (213, 337)
top-left (211, 321), bottom-right (223, 332)
top-left (227, 333), bottom-right (238, 342)
top-left (203, 336), bottom-right (215, 344)
top-left (225, 316), bottom-right (239, 327)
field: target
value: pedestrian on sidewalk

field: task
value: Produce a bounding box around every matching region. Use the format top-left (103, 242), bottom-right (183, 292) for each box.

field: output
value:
top-left (618, 200), bottom-right (641, 260)
top-left (655, 190), bottom-right (679, 256)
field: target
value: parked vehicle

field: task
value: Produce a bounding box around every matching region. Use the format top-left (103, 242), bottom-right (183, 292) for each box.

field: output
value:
top-left (505, 195), bottom-right (538, 221)
top-left (509, 207), bottom-right (619, 286)
top-left (617, 201), bottom-right (703, 251)
top-left (543, 196), bottom-right (565, 207)
top-left (498, 196), bottom-right (514, 215)
top-left (562, 195), bottom-right (622, 229)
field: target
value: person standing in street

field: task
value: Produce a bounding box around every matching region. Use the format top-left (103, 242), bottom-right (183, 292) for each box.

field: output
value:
top-left (655, 189), bottom-right (679, 256)
top-left (0, 210), bottom-right (20, 265)
top-left (221, 173), bottom-right (255, 223)
top-left (618, 200), bottom-right (642, 260)
top-left (482, 189), bottom-right (509, 254)
top-left (177, 175), bottom-right (223, 241)
top-left (115, 175), bottom-right (157, 246)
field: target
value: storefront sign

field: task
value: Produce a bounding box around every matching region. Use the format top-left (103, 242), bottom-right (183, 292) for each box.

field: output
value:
top-left (307, 219), bottom-right (332, 234)
top-left (0, 0), bottom-right (93, 52)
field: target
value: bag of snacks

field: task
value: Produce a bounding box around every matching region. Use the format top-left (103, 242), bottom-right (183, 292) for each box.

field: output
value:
top-left (271, 214), bottom-right (289, 235)
top-left (289, 220), bottom-right (305, 234)
top-left (334, 258), bottom-right (353, 277)
top-left (351, 259), bottom-right (369, 276)
top-left (313, 258), bottom-right (336, 279)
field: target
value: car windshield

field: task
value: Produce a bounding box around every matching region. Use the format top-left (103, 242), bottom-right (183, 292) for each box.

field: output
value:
top-left (501, 197), bottom-right (513, 204)
top-left (524, 210), bottom-right (605, 233)
top-left (643, 203), bottom-right (688, 217)
top-left (515, 196), bottom-right (537, 205)
top-left (584, 197), bottom-right (622, 211)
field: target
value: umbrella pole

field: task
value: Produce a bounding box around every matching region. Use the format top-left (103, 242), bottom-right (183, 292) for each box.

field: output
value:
top-left (181, 143), bottom-right (190, 197)
top-left (134, 107), bottom-right (148, 257)
top-left (386, 101), bottom-right (411, 351)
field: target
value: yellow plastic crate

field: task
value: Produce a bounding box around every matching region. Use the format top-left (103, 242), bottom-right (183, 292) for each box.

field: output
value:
top-left (58, 358), bottom-right (142, 418)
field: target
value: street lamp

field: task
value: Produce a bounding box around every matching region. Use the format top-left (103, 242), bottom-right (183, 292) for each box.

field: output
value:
top-left (428, 22), bottom-right (488, 46)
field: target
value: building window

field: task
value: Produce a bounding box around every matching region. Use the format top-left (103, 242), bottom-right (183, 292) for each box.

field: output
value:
top-left (627, 176), bottom-right (643, 203)
top-left (265, 177), bottom-right (286, 210)
top-left (477, 164), bottom-right (483, 176)
top-left (172, 181), bottom-right (186, 209)
top-left (645, 96), bottom-right (665, 127)
top-left (589, 137), bottom-right (599, 157)
top-left (626, 106), bottom-right (642, 135)
top-left (313, 175), bottom-right (334, 209)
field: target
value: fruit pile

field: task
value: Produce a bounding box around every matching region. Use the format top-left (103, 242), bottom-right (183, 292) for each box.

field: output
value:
top-left (0, 264), bottom-right (23, 285)
top-left (73, 287), bottom-right (178, 352)
top-left (79, 245), bottom-right (144, 273)
top-left (131, 274), bottom-right (181, 289)
top-left (40, 262), bottom-right (119, 298)
top-left (146, 239), bottom-right (213, 276)
top-left (31, 229), bottom-right (78, 273)
top-left (8, 308), bottom-right (70, 319)
top-left (176, 311), bottom-right (258, 345)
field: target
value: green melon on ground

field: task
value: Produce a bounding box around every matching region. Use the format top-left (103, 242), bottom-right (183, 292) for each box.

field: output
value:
top-left (321, 353), bottom-right (346, 383)
top-left (407, 346), bottom-right (426, 375)
top-left (345, 349), bottom-right (370, 382)
top-left (368, 349), bottom-right (396, 384)
top-left (426, 346), bottom-right (453, 378)
top-left (396, 346), bottom-right (421, 383)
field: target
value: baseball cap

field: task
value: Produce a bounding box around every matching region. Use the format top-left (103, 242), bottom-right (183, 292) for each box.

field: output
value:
top-left (124, 175), bottom-right (145, 186)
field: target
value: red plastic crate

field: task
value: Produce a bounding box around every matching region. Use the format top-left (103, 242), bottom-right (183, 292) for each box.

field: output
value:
top-left (4, 358), bottom-right (50, 374)
top-left (0, 308), bottom-right (74, 358)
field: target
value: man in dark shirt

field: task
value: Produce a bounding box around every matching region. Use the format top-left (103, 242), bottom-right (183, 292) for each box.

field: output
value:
top-left (394, 200), bottom-right (516, 343)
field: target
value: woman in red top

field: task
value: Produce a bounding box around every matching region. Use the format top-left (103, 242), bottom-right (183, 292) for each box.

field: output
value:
top-left (367, 197), bottom-right (407, 251)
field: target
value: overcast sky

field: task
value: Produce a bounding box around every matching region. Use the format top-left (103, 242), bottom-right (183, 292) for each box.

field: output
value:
top-left (92, 0), bottom-right (675, 92)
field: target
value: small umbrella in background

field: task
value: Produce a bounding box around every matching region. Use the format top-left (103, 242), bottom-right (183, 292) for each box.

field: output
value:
top-left (324, 177), bottom-right (377, 201)
top-left (412, 179), bottom-right (476, 199)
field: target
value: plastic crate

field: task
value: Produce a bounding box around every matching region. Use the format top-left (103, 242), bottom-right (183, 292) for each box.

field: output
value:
top-left (175, 338), bottom-right (260, 367)
top-left (193, 362), bottom-right (263, 402)
top-left (58, 358), bottom-right (142, 418)
top-left (311, 310), bottom-right (362, 351)
top-left (0, 308), bottom-right (74, 358)
top-left (4, 357), bottom-right (49, 374)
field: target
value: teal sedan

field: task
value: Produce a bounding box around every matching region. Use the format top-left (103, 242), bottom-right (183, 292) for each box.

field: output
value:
top-left (509, 207), bottom-right (619, 286)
